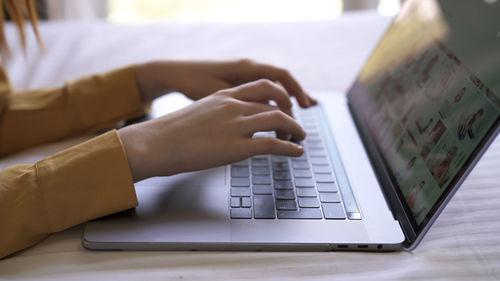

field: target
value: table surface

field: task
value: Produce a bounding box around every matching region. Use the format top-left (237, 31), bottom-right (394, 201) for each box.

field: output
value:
top-left (1, 12), bottom-right (500, 281)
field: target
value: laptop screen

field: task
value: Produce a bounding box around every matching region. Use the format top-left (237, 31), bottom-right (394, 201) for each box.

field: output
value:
top-left (348, 0), bottom-right (500, 234)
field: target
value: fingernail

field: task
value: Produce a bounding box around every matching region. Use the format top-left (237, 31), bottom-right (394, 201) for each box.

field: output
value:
top-left (296, 144), bottom-right (304, 153)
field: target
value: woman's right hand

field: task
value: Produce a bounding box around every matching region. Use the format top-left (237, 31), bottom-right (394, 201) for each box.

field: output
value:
top-left (118, 79), bottom-right (306, 182)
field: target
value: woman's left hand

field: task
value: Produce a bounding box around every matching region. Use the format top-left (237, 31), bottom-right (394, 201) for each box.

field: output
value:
top-left (135, 59), bottom-right (317, 108)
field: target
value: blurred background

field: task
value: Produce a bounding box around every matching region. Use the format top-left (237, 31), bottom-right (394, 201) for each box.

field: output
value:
top-left (33, 0), bottom-right (403, 22)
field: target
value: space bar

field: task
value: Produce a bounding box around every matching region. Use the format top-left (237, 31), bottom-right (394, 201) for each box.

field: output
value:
top-left (277, 208), bottom-right (322, 219)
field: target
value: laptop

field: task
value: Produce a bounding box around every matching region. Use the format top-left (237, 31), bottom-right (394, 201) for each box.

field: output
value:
top-left (83, 0), bottom-right (500, 251)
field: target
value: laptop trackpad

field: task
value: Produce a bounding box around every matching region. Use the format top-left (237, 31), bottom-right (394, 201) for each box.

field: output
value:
top-left (84, 167), bottom-right (230, 244)
top-left (135, 167), bottom-right (227, 216)
top-left (136, 167), bottom-right (226, 187)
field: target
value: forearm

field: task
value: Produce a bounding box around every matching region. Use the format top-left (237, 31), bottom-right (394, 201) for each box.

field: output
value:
top-left (0, 130), bottom-right (138, 259)
top-left (0, 66), bottom-right (145, 156)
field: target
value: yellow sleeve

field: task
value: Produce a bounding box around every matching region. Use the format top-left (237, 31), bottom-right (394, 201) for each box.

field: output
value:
top-left (0, 66), bottom-right (145, 259)
top-left (0, 130), bottom-right (138, 259)
top-left (0, 65), bottom-right (145, 156)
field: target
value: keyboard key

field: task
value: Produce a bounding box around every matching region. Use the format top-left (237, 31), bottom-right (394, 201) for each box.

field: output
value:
top-left (277, 208), bottom-right (322, 219)
top-left (311, 157), bottom-right (329, 165)
top-left (253, 132), bottom-right (274, 138)
top-left (275, 190), bottom-right (296, 200)
top-left (293, 169), bottom-right (312, 178)
top-left (272, 162), bottom-right (290, 171)
top-left (274, 180), bottom-right (293, 190)
top-left (298, 198), bottom-right (320, 208)
top-left (310, 149), bottom-right (326, 157)
top-left (301, 118), bottom-right (315, 124)
top-left (230, 197), bottom-right (241, 207)
top-left (292, 161), bottom-right (309, 169)
top-left (308, 143), bottom-right (324, 150)
top-left (253, 195), bottom-right (276, 219)
top-left (307, 137), bottom-right (322, 144)
top-left (231, 166), bottom-right (249, 178)
top-left (252, 185), bottom-right (273, 194)
top-left (319, 193), bottom-right (341, 203)
top-left (301, 115), bottom-right (316, 122)
top-left (347, 212), bottom-right (362, 220)
top-left (315, 174), bottom-right (335, 183)
top-left (317, 182), bottom-right (338, 192)
top-left (252, 155), bottom-right (268, 160)
top-left (296, 188), bottom-right (317, 197)
top-left (231, 208), bottom-right (252, 219)
top-left (305, 131), bottom-right (319, 138)
top-left (231, 178), bottom-right (250, 187)
top-left (231, 188), bottom-right (251, 197)
top-left (252, 167), bottom-right (270, 176)
top-left (300, 120), bottom-right (314, 126)
top-left (312, 165), bottom-right (332, 174)
top-left (233, 159), bottom-right (249, 167)
top-left (271, 155), bottom-right (288, 163)
top-left (252, 176), bottom-right (272, 185)
top-left (241, 197), bottom-right (252, 208)
top-left (273, 171), bottom-right (291, 180)
top-left (251, 159), bottom-right (269, 167)
top-left (322, 203), bottom-right (346, 219)
top-left (306, 131), bottom-right (320, 137)
top-left (304, 124), bottom-right (318, 131)
top-left (295, 178), bottom-right (315, 187)
top-left (300, 111), bottom-right (315, 117)
top-left (291, 154), bottom-right (308, 161)
top-left (276, 200), bottom-right (298, 210)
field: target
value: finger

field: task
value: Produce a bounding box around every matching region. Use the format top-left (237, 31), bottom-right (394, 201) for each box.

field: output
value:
top-left (305, 92), bottom-right (318, 105)
top-left (201, 79), bottom-right (232, 98)
top-left (238, 102), bottom-right (300, 139)
top-left (239, 101), bottom-right (281, 117)
top-left (243, 110), bottom-right (306, 141)
top-left (248, 137), bottom-right (304, 157)
top-left (249, 63), bottom-right (313, 108)
top-left (230, 79), bottom-right (293, 116)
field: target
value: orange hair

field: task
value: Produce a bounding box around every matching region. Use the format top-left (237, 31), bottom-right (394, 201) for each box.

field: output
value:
top-left (0, 0), bottom-right (43, 56)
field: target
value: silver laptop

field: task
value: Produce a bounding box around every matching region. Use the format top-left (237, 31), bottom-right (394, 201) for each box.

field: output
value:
top-left (83, 0), bottom-right (500, 251)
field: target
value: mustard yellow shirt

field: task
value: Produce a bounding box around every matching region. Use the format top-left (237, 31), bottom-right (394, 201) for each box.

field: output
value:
top-left (0, 65), bottom-right (145, 259)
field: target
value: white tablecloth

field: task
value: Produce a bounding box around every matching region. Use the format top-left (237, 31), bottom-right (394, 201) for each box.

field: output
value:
top-left (1, 12), bottom-right (499, 281)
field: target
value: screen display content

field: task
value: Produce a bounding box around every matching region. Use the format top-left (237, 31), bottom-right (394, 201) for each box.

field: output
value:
top-left (366, 42), bottom-right (499, 225)
top-left (349, 0), bottom-right (500, 229)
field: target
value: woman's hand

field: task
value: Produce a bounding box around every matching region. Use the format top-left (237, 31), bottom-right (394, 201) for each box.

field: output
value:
top-left (135, 59), bottom-right (317, 107)
top-left (119, 79), bottom-right (306, 182)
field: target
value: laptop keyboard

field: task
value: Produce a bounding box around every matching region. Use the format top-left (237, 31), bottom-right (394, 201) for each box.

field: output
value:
top-left (229, 107), bottom-right (359, 220)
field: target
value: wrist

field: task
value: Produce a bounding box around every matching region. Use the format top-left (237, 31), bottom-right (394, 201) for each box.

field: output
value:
top-left (118, 116), bottom-right (181, 182)
top-left (135, 62), bottom-right (174, 103)
top-left (118, 124), bottom-right (153, 182)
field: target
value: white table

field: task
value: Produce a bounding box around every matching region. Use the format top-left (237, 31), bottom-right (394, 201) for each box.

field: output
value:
top-left (1, 12), bottom-right (499, 281)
